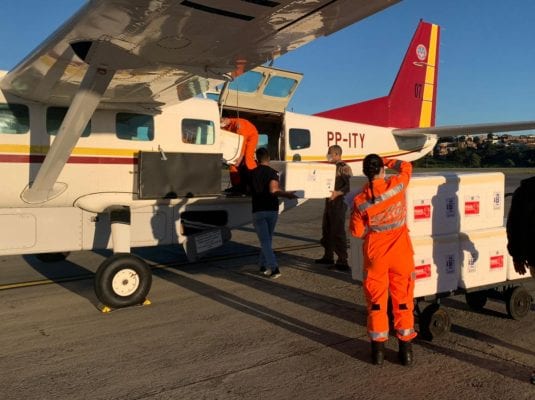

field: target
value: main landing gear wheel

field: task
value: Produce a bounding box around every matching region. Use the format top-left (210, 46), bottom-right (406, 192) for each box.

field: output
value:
top-left (419, 303), bottom-right (451, 341)
top-left (465, 290), bottom-right (488, 311)
top-left (36, 252), bottom-right (70, 262)
top-left (95, 254), bottom-right (152, 309)
top-left (505, 286), bottom-right (532, 320)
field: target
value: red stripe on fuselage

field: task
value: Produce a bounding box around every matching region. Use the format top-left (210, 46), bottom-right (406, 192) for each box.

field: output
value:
top-left (0, 154), bottom-right (136, 164)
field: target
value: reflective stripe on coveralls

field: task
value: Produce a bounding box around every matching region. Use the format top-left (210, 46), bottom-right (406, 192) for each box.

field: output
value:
top-left (357, 182), bottom-right (405, 213)
top-left (369, 331), bottom-right (389, 341)
top-left (397, 328), bottom-right (415, 338)
top-left (369, 219), bottom-right (406, 232)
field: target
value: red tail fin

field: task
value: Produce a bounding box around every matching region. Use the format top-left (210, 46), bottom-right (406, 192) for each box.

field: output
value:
top-left (315, 20), bottom-right (440, 129)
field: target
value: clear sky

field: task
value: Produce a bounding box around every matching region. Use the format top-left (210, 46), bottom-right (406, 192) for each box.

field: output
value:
top-left (1, 0), bottom-right (534, 127)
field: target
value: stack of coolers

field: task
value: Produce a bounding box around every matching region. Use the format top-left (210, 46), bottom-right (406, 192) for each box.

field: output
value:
top-left (349, 171), bottom-right (530, 299)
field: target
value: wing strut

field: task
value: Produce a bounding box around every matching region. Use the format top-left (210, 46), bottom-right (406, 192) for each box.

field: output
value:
top-left (22, 65), bottom-right (115, 204)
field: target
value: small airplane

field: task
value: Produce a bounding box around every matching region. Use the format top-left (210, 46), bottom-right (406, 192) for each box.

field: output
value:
top-left (0, 0), bottom-right (403, 309)
top-left (1, 1), bottom-right (533, 310)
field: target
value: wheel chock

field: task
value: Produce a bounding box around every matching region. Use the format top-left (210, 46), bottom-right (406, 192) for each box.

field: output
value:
top-left (98, 304), bottom-right (113, 313)
top-left (97, 298), bottom-right (151, 314)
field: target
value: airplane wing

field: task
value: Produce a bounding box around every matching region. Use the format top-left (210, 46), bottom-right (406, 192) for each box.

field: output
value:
top-left (393, 121), bottom-right (535, 138)
top-left (0, 0), bottom-right (400, 111)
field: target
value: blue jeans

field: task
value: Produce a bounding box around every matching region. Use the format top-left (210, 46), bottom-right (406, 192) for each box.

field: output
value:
top-left (253, 211), bottom-right (278, 269)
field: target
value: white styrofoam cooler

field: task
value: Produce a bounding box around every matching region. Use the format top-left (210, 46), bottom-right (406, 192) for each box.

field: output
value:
top-left (455, 172), bottom-right (504, 232)
top-left (349, 234), bottom-right (460, 298)
top-left (271, 161), bottom-right (335, 199)
top-left (349, 172), bottom-right (504, 236)
top-left (412, 234), bottom-right (460, 297)
top-left (458, 227), bottom-right (508, 289)
top-left (405, 174), bottom-right (459, 236)
top-left (348, 171), bottom-right (520, 298)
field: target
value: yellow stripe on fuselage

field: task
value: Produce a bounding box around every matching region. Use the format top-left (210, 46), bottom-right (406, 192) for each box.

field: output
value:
top-left (0, 144), bottom-right (137, 157)
top-left (419, 24), bottom-right (439, 128)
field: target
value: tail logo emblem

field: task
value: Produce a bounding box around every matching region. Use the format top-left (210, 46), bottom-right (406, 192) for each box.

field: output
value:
top-left (416, 44), bottom-right (427, 61)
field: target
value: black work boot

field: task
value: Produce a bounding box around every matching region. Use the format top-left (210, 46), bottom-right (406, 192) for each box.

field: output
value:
top-left (371, 341), bottom-right (385, 365)
top-left (398, 339), bottom-right (413, 366)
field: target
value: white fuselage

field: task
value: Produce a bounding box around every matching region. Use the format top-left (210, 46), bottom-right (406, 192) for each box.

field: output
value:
top-left (283, 111), bottom-right (437, 168)
top-left (0, 73), bottom-right (435, 257)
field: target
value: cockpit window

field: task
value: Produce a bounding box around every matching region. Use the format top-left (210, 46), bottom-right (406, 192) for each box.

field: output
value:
top-left (205, 92), bottom-right (220, 101)
top-left (263, 76), bottom-right (297, 98)
top-left (182, 118), bottom-right (215, 145)
top-left (116, 113), bottom-right (154, 141)
top-left (0, 103), bottom-right (29, 134)
top-left (47, 107), bottom-right (90, 137)
top-left (228, 71), bottom-right (263, 93)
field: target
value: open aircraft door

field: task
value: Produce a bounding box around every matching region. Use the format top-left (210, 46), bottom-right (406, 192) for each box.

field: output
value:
top-left (218, 66), bottom-right (303, 161)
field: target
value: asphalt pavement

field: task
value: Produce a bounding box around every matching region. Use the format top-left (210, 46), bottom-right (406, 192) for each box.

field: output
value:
top-left (0, 171), bottom-right (534, 400)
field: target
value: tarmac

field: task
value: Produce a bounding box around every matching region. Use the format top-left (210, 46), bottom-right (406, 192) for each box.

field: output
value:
top-left (0, 171), bottom-right (534, 400)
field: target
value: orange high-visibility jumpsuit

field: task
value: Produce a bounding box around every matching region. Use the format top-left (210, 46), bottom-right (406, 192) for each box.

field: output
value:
top-left (226, 118), bottom-right (259, 186)
top-left (350, 158), bottom-right (416, 342)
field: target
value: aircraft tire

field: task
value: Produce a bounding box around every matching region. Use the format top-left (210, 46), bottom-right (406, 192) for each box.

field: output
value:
top-left (36, 252), bottom-right (70, 262)
top-left (505, 286), bottom-right (532, 320)
top-left (95, 254), bottom-right (152, 309)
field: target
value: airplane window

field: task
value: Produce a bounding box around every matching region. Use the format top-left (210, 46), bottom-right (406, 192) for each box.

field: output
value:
top-left (289, 128), bottom-right (311, 150)
top-left (181, 118), bottom-right (215, 145)
top-left (0, 103), bottom-right (29, 134)
top-left (257, 134), bottom-right (268, 149)
top-left (116, 113), bottom-right (154, 141)
top-left (263, 76), bottom-right (296, 98)
top-left (205, 93), bottom-right (220, 102)
top-left (46, 107), bottom-right (90, 137)
top-left (228, 71), bottom-right (263, 93)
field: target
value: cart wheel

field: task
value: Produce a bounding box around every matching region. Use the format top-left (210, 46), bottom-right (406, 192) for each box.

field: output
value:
top-left (465, 290), bottom-right (488, 311)
top-left (419, 303), bottom-right (451, 341)
top-left (505, 286), bottom-right (532, 320)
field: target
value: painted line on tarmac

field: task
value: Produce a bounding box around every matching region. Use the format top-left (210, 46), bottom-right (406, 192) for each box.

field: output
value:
top-left (0, 243), bottom-right (321, 291)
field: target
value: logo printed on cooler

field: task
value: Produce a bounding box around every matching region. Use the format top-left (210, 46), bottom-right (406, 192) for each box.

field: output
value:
top-left (467, 252), bottom-right (477, 273)
top-left (415, 263), bottom-right (432, 279)
top-left (493, 192), bottom-right (502, 210)
top-left (464, 195), bottom-right (480, 216)
top-left (414, 201), bottom-right (431, 220)
top-left (445, 254), bottom-right (456, 274)
top-left (416, 44), bottom-right (427, 61)
top-left (445, 197), bottom-right (456, 218)
top-left (490, 254), bottom-right (504, 269)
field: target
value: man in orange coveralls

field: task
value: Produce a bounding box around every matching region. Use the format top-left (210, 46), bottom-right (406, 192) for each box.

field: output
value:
top-left (221, 117), bottom-right (259, 194)
top-left (350, 154), bottom-right (416, 366)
